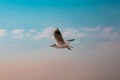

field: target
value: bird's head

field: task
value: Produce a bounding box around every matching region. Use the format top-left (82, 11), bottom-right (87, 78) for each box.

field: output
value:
top-left (54, 28), bottom-right (61, 35)
top-left (50, 44), bottom-right (57, 47)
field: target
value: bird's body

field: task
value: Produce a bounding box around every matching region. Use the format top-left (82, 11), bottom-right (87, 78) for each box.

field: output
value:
top-left (53, 44), bottom-right (68, 48)
top-left (50, 28), bottom-right (75, 50)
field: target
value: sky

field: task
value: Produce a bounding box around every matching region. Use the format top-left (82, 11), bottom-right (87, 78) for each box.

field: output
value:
top-left (0, 0), bottom-right (120, 80)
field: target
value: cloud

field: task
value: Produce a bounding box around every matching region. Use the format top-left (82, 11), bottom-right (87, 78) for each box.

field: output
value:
top-left (103, 27), bottom-right (112, 33)
top-left (32, 27), bottom-right (53, 40)
top-left (61, 26), bottom-right (117, 40)
top-left (26, 29), bottom-right (36, 37)
top-left (98, 27), bottom-right (117, 39)
top-left (82, 27), bottom-right (118, 39)
top-left (29, 29), bottom-right (36, 33)
top-left (81, 26), bottom-right (100, 31)
top-left (12, 29), bottom-right (24, 38)
top-left (10, 27), bottom-right (118, 41)
top-left (0, 29), bottom-right (7, 37)
top-left (0, 26), bottom-right (118, 41)
top-left (61, 28), bottom-right (87, 39)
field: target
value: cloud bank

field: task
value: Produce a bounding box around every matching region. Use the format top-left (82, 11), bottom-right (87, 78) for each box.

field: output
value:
top-left (0, 26), bottom-right (118, 40)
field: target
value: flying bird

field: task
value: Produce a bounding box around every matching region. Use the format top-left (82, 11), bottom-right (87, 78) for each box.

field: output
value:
top-left (50, 28), bottom-right (75, 50)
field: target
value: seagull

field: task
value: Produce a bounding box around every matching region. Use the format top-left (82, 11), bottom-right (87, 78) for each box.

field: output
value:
top-left (50, 28), bottom-right (75, 50)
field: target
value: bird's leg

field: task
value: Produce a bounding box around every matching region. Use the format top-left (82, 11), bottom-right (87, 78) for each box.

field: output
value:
top-left (67, 47), bottom-right (71, 50)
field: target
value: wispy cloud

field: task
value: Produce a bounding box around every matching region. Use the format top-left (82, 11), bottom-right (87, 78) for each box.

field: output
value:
top-left (26, 29), bottom-right (36, 37)
top-left (12, 29), bottom-right (24, 38)
top-left (81, 26), bottom-right (100, 31)
top-left (0, 26), bottom-right (118, 41)
top-left (82, 27), bottom-right (118, 39)
top-left (103, 27), bottom-right (112, 33)
top-left (32, 27), bottom-right (53, 40)
top-left (29, 29), bottom-right (36, 33)
top-left (0, 29), bottom-right (7, 37)
top-left (98, 27), bottom-right (117, 39)
top-left (62, 28), bottom-right (87, 38)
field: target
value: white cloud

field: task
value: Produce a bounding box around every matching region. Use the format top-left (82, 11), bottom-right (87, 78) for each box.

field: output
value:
top-left (12, 29), bottom-right (24, 38)
top-left (81, 26), bottom-right (100, 31)
top-left (0, 29), bottom-right (7, 37)
top-left (32, 27), bottom-right (53, 40)
top-left (98, 27), bottom-right (117, 39)
top-left (103, 27), bottom-right (112, 33)
top-left (77, 33), bottom-right (87, 38)
top-left (29, 29), bottom-right (36, 33)
top-left (62, 28), bottom-right (87, 38)
top-left (0, 26), bottom-right (118, 41)
top-left (26, 29), bottom-right (36, 37)
top-left (30, 27), bottom-right (117, 40)
top-left (83, 27), bottom-right (118, 39)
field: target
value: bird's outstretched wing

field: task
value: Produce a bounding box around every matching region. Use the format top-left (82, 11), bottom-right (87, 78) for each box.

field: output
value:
top-left (66, 39), bottom-right (75, 42)
top-left (66, 39), bottom-right (75, 44)
top-left (53, 28), bottom-right (65, 45)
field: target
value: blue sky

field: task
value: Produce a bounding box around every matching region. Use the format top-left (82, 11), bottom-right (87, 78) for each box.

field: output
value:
top-left (0, 0), bottom-right (120, 29)
top-left (0, 0), bottom-right (120, 80)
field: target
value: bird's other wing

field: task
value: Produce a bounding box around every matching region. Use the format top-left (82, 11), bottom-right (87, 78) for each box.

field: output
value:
top-left (67, 39), bottom-right (75, 42)
top-left (66, 39), bottom-right (75, 44)
top-left (53, 28), bottom-right (65, 45)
